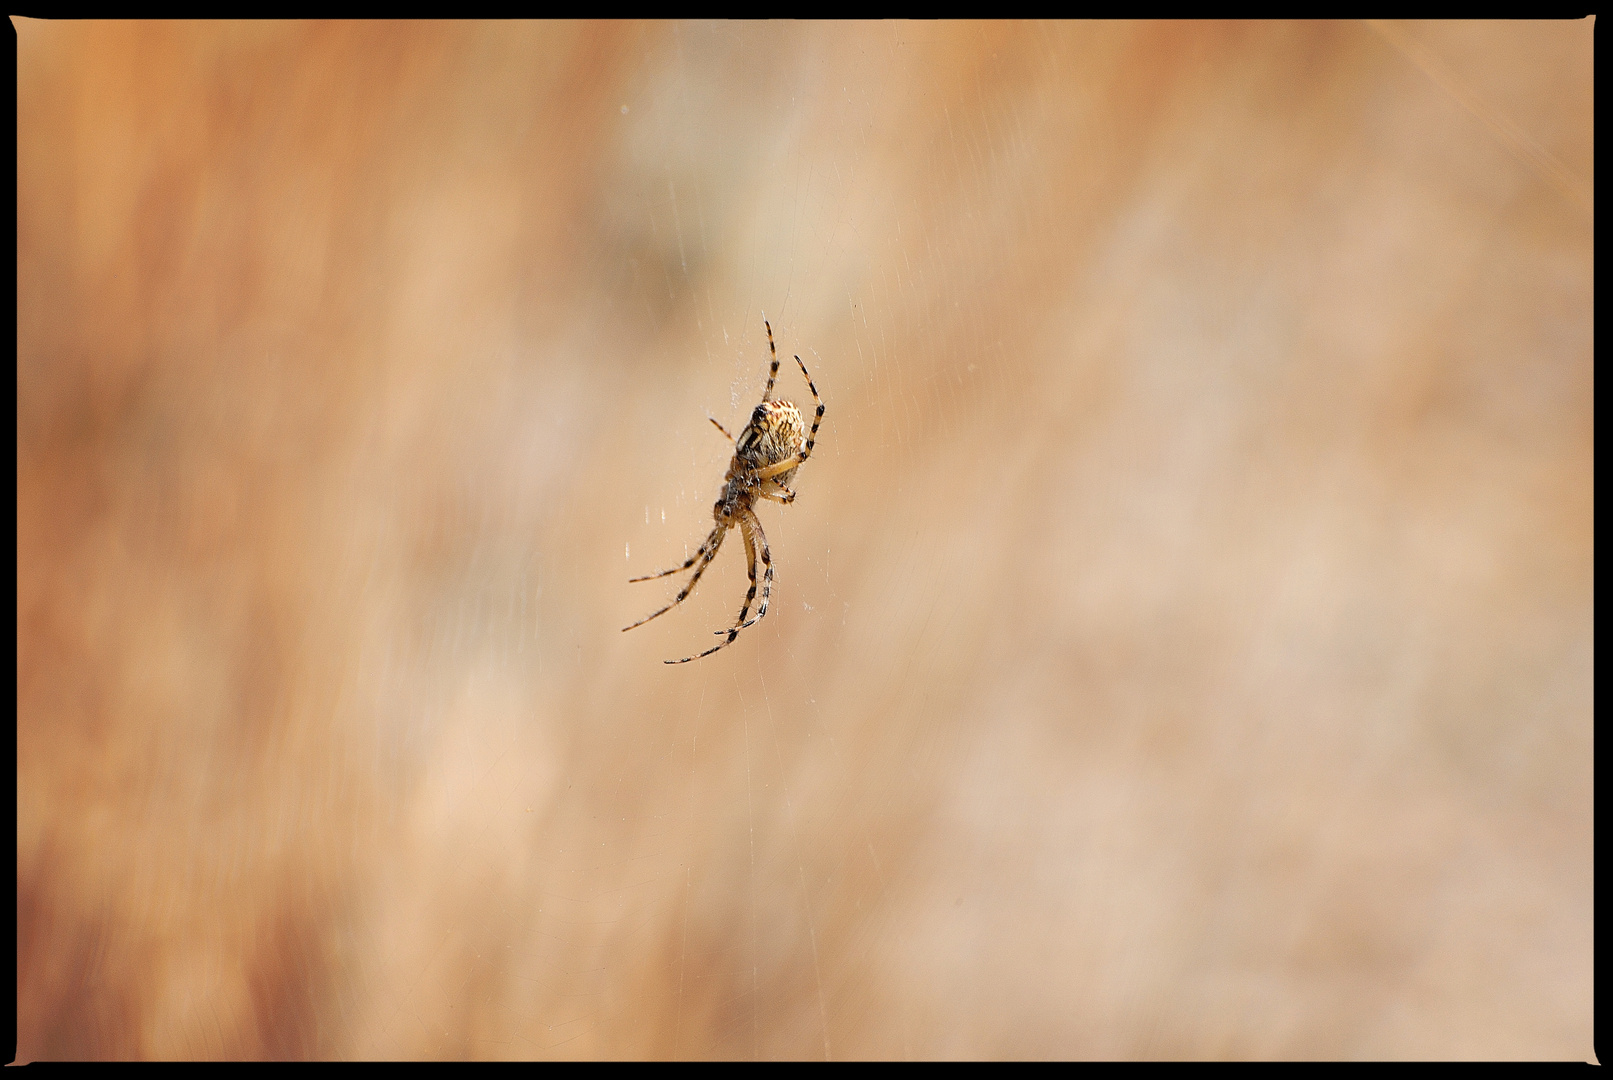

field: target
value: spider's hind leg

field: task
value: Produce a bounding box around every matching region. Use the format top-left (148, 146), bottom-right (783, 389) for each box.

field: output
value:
top-left (793, 354), bottom-right (824, 464)
top-left (761, 318), bottom-right (782, 401)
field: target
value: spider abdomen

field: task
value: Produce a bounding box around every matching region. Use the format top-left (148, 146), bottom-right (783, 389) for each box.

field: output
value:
top-left (736, 400), bottom-right (806, 471)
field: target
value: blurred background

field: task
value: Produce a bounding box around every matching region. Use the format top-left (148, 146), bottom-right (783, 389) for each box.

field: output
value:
top-left (16, 20), bottom-right (1593, 1060)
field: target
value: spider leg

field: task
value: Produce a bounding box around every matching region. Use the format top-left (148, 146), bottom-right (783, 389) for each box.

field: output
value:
top-left (622, 525), bottom-right (727, 632)
top-left (761, 319), bottom-right (781, 401)
top-left (793, 354), bottom-right (824, 464)
top-left (711, 514), bottom-right (760, 635)
top-left (627, 523), bottom-right (724, 583)
top-left (708, 416), bottom-right (734, 441)
top-left (733, 508), bottom-right (774, 632)
top-left (668, 522), bottom-right (758, 663)
top-left (750, 456), bottom-right (803, 482)
top-left (760, 483), bottom-right (796, 505)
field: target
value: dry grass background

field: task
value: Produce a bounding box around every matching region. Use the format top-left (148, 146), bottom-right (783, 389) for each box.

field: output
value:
top-left (15, 20), bottom-right (1593, 1059)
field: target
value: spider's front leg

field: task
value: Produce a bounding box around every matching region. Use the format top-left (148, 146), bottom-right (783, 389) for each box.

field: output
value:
top-left (671, 518), bottom-right (762, 662)
top-left (628, 523), bottom-right (723, 583)
top-left (734, 509), bottom-right (774, 632)
top-left (623, 523), bottom-right (727, 632)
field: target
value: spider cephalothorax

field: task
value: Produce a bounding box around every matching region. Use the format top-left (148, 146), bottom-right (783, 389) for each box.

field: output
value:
top-left (624, 319), bottom-right (824, 664)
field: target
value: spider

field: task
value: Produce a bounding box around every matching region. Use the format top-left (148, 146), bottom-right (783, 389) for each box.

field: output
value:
top-left (623, 318), bottom-right (824, 664)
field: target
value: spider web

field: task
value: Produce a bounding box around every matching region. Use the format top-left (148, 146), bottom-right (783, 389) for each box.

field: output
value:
top-left (15, 19), bottom-right (1594, 1061)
